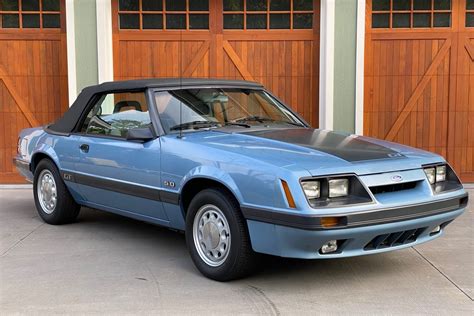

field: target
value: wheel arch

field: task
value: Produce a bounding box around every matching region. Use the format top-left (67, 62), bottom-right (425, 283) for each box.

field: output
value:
top-left (180, 176), bottom-right (242, 216)
top-left (30, 152), bottom-right (60, 173)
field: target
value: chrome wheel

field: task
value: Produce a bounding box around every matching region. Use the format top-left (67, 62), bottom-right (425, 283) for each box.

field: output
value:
top-left (193, 204), bottom-right (231, 267)
top-left (37, 169), bottom-right (57, 214)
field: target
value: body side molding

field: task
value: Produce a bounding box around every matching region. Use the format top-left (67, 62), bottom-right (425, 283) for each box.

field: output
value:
top-left (60, 170), bottom-right (180, 205)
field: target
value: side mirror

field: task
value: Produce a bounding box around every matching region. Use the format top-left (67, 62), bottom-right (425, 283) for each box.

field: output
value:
top-left (126, 126), bottom-right (155, 142)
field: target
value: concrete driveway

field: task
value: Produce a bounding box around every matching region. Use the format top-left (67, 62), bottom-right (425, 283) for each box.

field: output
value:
top-left (1, 188), bottom-right (472, 315)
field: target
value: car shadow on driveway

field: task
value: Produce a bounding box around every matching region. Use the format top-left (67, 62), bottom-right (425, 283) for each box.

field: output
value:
top-left (74, 206), bottom-right (412, 280)
top-left (2, 189), bottom-right (472, 314)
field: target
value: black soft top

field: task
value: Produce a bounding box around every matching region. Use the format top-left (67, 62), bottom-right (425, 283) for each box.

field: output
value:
top-left (48, 78), bottom-right (263, 134)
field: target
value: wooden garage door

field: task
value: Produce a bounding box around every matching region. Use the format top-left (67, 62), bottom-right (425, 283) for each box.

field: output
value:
top-left (365, 0), bottom-right (474, 182)
top-left (112, 0), bottom-right (320, 126)
top-left (0, 0), bottom-right (68, 183)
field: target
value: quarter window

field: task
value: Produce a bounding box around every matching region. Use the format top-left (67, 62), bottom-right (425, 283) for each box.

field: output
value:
top-left (371, 0), bottom-right (452, 29)
top-left (223, 0), bottom-right (314, 30)
top-left (118, 0), bottom-right (209, 30)
top-left (0, 0), bottom-right (61, 29)
top-left (81, 92), bottom-right (152, 139)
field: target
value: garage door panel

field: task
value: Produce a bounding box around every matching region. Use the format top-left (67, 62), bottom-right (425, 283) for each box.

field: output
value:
top-left (365, 0), bottom-right (473, 181)
top-left (0, 82), bottom-right (29, 177)
top-left (369, 65), bottom-right (451, 150)
top-left (0, 0), bottom-right (68, 183)
top-left (113, 0), bottom-right (319, 126)
top-left (190, 50), bottom-right (210, 78)
top-left (222, 51), bottom-right (243, 80)
top-left (365, 73), bottom-right (448, 138)
top-left (225, 39), bottom-right (316, 124)
top-left (0, 40), bottom-right (64, 77)
top-left (453, 35), bottom-right (473, 181)
top-left (364, 0), bottom-right (474, 181)
top-left (116, 40), bottom-right (211, 79)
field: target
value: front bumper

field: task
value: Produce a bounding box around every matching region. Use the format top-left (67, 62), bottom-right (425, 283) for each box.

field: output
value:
top-left (242, 194), bottom-right (468, 230)
top-left (13, 158), bottom-right (33, 182)
top-left (244, 194), bottom-right (468, 259)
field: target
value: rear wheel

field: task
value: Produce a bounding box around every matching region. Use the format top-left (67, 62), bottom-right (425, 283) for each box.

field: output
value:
top-left (185, 188), bottom-right (256, 281)
top-left (33, 159), bottom-right (80, 225)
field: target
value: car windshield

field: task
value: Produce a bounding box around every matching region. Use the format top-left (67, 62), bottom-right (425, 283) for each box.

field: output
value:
top-left (154, 88), bottom-right (304, 133)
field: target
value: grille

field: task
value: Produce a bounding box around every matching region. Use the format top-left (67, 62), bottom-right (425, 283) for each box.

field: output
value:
top-left (369, 181), bottom-right (418, 195)
top-left (364, 227), bottom-right (426, 250)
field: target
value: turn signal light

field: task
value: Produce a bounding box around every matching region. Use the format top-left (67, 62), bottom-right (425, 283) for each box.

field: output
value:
top-left (281, 179), bottom-right (296, 208)
top-left (321, 216), bottom-right (344, 228)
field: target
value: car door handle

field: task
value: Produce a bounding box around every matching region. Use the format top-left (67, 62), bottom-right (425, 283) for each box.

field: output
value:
top-left (79, 144), bottom-right (89, 153)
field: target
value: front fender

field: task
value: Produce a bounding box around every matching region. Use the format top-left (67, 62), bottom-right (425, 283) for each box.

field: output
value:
top-left (179, 163), bottom-right (296, 211)
top-left (180, 165), bottom-right (244, 203)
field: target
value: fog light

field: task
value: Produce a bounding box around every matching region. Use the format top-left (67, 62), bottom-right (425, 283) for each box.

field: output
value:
top-left (430, 225), bottom-right (441, 236)
top-left (320, 240), bottom-right (338, 254)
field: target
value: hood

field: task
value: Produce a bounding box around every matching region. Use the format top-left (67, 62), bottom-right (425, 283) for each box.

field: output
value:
top-left (180, 128), bottom-right (443, 176)
top-left (244, 128), bottom-right (402, 162)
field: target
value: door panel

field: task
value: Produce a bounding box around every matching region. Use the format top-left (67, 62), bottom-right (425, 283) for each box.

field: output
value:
top-left (74, 136), bottom-right (167, 222)
top-left (72, 89), bottom-right (167, 221)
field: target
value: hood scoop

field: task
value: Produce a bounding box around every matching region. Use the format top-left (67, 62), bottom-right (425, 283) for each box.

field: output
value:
top-left (243, 129), bottom-right (404, 162)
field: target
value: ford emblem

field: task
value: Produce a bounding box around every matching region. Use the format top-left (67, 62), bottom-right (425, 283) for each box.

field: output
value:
top-left (391, 175), bottom-right (403, 182)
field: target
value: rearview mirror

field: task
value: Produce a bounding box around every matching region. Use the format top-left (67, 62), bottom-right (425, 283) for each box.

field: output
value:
top-left (126, 126), bottom-right (155, 142)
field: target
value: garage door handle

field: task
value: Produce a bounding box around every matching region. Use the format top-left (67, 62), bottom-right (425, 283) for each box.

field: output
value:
top-left (79, 144), bottom-right (89, 153)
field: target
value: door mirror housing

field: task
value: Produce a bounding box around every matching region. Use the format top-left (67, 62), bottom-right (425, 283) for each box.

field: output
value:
top-left (126, 126), bottom-right (155, 142)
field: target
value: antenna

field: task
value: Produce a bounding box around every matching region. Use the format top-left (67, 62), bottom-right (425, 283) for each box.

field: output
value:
top-left (178, 28), bottom-right (183, 139)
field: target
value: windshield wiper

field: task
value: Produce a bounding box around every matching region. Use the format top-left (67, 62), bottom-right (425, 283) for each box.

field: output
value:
top-left (235, 116), bottom-right (304, 127)
top-left (280, 120), bottom-right (305, 127)
top-left (224, 122), bottom-right (251, 128)
top-left (234, 115), bottom-right (275, 123)
top-left (170, 120), bottom-right (220, 131)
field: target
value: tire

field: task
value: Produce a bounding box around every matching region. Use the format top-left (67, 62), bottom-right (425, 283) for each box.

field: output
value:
top-left (185, 188), bottom-right (257, 281)
top-left (33, 159), bottom-right (80, 225)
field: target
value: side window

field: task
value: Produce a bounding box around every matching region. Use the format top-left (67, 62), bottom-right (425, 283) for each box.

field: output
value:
top-left (81, 91), bottom-right (151, 138)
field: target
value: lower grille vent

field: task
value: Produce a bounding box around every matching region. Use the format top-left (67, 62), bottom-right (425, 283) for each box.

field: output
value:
top-left (364, 227), bottom-right (427, 250)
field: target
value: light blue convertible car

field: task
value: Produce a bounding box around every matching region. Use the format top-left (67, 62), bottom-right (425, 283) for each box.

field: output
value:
top-left (15, 79), bottom-right (468, 281)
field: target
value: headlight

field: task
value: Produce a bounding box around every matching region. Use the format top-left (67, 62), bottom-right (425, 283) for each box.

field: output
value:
top-left (435, 165), bottom-right (446, 182)
top-left (300, 175), bottom-right (373, 208)
top-left (422, 163), bottom-right (462, 194)
top-left (328, 179), bottom-right (349, 197)
top-left (301, 181), bottom-right (320, 199)
top-left (424, 167), bottom-right (436, 184)
top-left (424, 164), bottom-right (447, 184)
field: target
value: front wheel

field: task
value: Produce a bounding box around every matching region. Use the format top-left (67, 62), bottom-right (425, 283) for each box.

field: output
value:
top-left (33, 159), bottom-right (80, 225)
top-left (185, 188), bottom-right (257, 281)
